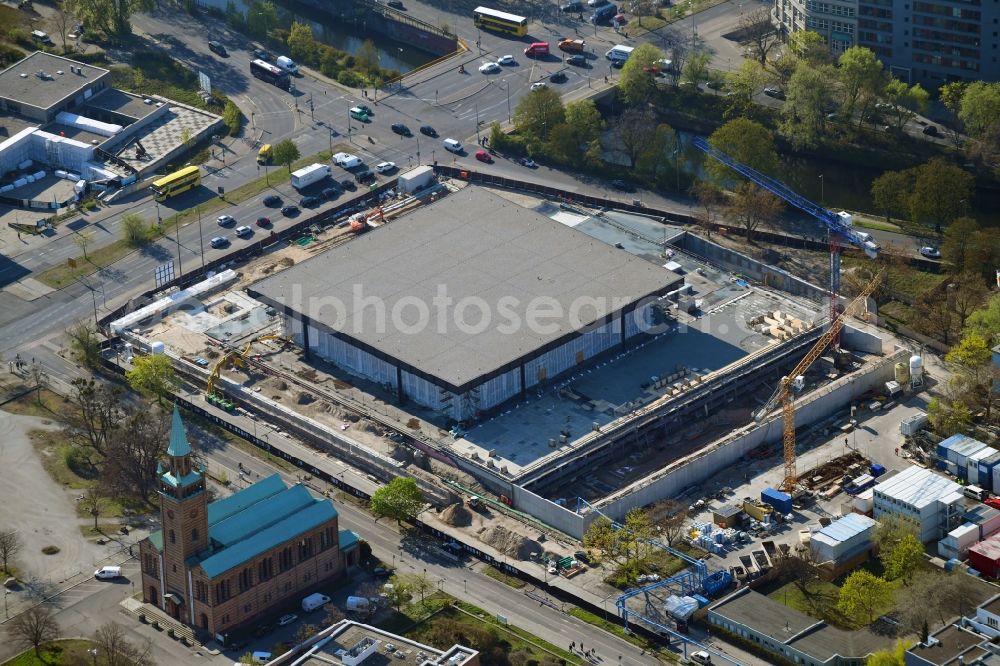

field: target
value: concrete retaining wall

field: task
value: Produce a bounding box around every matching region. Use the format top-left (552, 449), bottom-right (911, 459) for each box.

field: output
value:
top-left (592, 350), bottom-right (907, 528)
top-left (511, 484), bottom-right (590, 538)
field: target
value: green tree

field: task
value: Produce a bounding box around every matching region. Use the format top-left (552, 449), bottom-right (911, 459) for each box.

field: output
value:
top-left (837, 47), bottom-right (884, 130)
top-left (583, 516), bottom-right (621, 562)
top-left (370, 477), bottom-right (424, 524)
top-left (725, 60), bottom-right (768, 120)
top-left (780, 61), bottom-right (836, 149)
top-left (866, 642), bottom-right (907, 666)
top-left (881, 78), bottom-right (929, 133)
top-left (939, 81), bottom-right (968, 146)
top-left (287, 21), bottom-right (316, 65)
top-left (356, 39), bottom-right (379, 74)
top-left (67, 322), bottom-right (102, 367)
top-left (622, 507), bottom-right (653, 560)
top-left (223, 100), bottom-right (242, 137)
top-left (246, 0), bottom-right (277, 40)
top-left (563, 99), bottom-right (603, 148)
top-left (681, 50), bottom-right (711, 89)
top-left (125, 354), bottom-right (176, 401)
top-left (272, 138), bottom-right (300, 172)
top-left (908, 159), bottom-right (974, 229)
top-left (964, 292), bottom-right (1000, 345)
top-left (513, 87), bottom-right (564, 140)
top-left (74, 229), bottom-right (95, 260)
top-left (383, 576), bottom-right (413, 610)
top-left (946, 332), bottom-right (995, 419)
top-left (66, 0), bottom-right (152, 37)
top-left (121, 212), bottom-right (149, 246)
top-left (941, 216), bottom-right (981, 271)
top-left (837, 570), bottom-right (893, 625)
top-left (958, 81), bottom-right (1000, 138)
top-left (636, 123), bottom-right (679, 185)
top-left (880, 532), bottom-right (924, 585)
top-left (787, 30), bottom-right (831, 65)
top-left (707, 118), bottom-right (779, 182)
top-left (927, 396), bottom-right (972, 435)
top-left (619, 43), bottom-right (664, 106)
top-left (870, 170), bottom-right (913, 223)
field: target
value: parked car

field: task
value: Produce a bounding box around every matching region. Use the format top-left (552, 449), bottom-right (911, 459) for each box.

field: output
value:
top-left (520, 157), bottom-right (537, 168)
top-left (561, 0), bottom-right (583, 10)
top-left (611, 179), bottom-right (635, 192)
top-left (235, 225), bottom-right (253, 238)
top-left (263, 194), bottom-right (282, 207)
top-left (479, 61), bottom-right (501, 74)
top-left (387, 0), bottom-right (404, 7)
top-left (475, 149), bottom-right (493, 163)
top-left (209, 236), bottom-right (229, 248)
top-left (691, 651), bottom-right (712, 664)
top-left (207, 40), bottom-right (228, 57)
top-left (763, 86), bottom-right (785, 100)
top-left (256, 216), bottom-right (271, 227)
top-left (216, 214), bottom-right (236, 226)
top-left (566, 54), bottom-right (586, 66)
top-left (419, 125), bottom-right (438, 137)
top-left (94, 566), bottom-right (121, 580)
top-left (253, 48), bottom-right (270, 61)
top-left (375, 161), bottom-right (396, 174)
top-left (550, 71), bottom-right (567, 83)
top-left (530, 81), bottom-right (548, 91)
top-left (373, 566), bottom-right (394, 577)
top-left (322, 187), bottom-right (340, 200)
top-left (301, 195), bottom-right (321, 208)
top-left (355, 169), bottom-right (376, 184)
top-left (278, 614), bottom-right (298, 627)
top-left (281, 204), bottom-right (299, 216)
top-left (497, 54), bottom-right (516, 65)
top-left (341, 178), bottom-right (357, 191)
top-left (391, 122), bottom-right (411, 136)
top-left (922, 124), bottom-right (939, 136)
top-left (919, 246), bottom-right (941, 258)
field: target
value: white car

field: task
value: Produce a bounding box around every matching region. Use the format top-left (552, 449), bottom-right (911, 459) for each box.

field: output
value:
top-left (530, 81), bottom-right (548, 91)
top-left (278, 613), bottom-right (298, 626)
top-left (919, 246), bottom-right (941, 258)
top-left (216, 214), bottom-right (236, 226)
top-left (235, 225), bottom-right (253, 238)
top-left (94, 566), bottom-right (121, 580)
top-left (374, 161), bottom-right (396, 174)
top-left (479, 61), bottom-right (501, 74)
top-left (690, 651), bottom-right (712, 665)
top-left (497, 54), bottom-right (516, 65)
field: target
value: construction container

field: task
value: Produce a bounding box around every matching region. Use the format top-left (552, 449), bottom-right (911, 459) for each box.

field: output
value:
top-left (968, 447), bottom-right (999, 484)
top-left (853, 488), bottom-right (874, 515)
top-left (938, 522), bottom-right (980, 560)
top-left (964, 504), bottom-right (1000, 540)
top-left (761, 488), bottom-right (793, 514)
top-left (900, 412), bottom-right (928, 437)
top-left (810, 513), bottom-right (876, 565)
top-left (978, 452), bottom-right (1000, 492)
top-left (742, 500), bottom-right (773, 522)
top-left (970, 535), bottom-right (1000, 577)
top-left (938, 434), bottom-right (989, 473)
top-left (712, 505), bottom-right (743, 528)
top-left (397, 165), bottom-right (435, 194)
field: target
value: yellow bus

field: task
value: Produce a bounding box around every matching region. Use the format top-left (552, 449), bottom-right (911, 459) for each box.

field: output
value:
top-left (151, 166), bottom-right (201, 202)
top-left (257, 143), bottom-right (272, 165)
top-left (473, 6), bottom-right (528, 36)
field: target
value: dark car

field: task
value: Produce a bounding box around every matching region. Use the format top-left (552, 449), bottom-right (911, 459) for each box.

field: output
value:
top-left (373, 566), bottom-right (394, 577)
top-left (256, 216), bottom-right (271, 227)
top-left (356, 104), bottom-right (373, 115)
top-left (355, 169), bottom-right (376, 184)
top-left (566, 54), bottom-right (586, 66)
top-left (281, 204), bottom-right (300, 216)
top-left (763, 86), bottom-right (785, 100)
top-left (253, 48), bottom-right (269, 61)
top-left (419, 125), bottom-right (437, 137)
top-left (561, 0), bottom-right (583, 9)
top-left (301, 195), bottom-right (321, 208)
top-left (322, 187), bottom-right (340, 200)
top-left (550, 71), bottom-right (567, 83)
top-left (391, 122), bottom-right (411, 136)
top-left (263, 194), bottom-right (282, 207)
top-left (387, 0), bottom-right (405, 8)
top-left (341, 178), bottom-right (357, 191)
top-left (611, 179), bottom-right (635, 192)
top-left (922, 124), bottom-right (939, 136)
top-left (208, 40), bottom-right (228, 57)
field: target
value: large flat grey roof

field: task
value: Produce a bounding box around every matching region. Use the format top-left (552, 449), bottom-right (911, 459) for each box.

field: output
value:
top-left (0, 51), bottom-right (108, 111)
top-left (251, 186), bottom-right (681, 389)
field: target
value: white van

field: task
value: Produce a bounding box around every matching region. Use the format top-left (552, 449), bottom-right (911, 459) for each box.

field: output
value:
top-left (301, 592), bottom-right (331, 612)
top-left (605, 44), bottom-right (634, 63)
top-left (443, 138), bottom-right (463, 154)
top-left (275, 55), bottom-right (298, 74)
top-left (333, 152), bottom-right (363, 169)
top-left (95, 566), bottom-right (122, 580)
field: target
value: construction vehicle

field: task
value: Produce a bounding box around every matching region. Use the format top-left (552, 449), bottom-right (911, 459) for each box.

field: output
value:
top-left (206, 334), bottom-right (287, 398)
top-left (752, 271), bottom-right (883, 491)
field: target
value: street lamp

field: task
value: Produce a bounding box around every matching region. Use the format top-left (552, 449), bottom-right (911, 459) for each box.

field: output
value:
top-left (500, 81), bottom-right (511, 122)
top-left (819, 174), bottom-right (825, 205)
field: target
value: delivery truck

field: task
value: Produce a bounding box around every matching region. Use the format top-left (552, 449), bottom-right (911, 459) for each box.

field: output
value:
top-left (345, 596), bottom-right (372, 612)
top-left (301, 592), bottom-right (331, 612)
top-left (290, 163), bottom-right (330, 190)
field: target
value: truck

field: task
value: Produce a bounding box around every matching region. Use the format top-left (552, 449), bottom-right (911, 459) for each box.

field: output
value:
top-left (290, 163), bottom-right (330, 190)
top-left (604, 44), bottom-right (634, 64)
top-left (558, 38), bottom-right (586, 52)
top-left (301, 592), bottom-right (331, 612)
top-left (345, 596), bottom-right (372, 612)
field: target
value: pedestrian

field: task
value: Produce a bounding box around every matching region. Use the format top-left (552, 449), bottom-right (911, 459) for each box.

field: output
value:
top-left (570, 642), bottom-right (575, 651)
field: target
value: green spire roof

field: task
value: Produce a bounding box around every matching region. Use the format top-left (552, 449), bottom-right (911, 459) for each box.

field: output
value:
top-left (167, 405), bottom-right (192, 457)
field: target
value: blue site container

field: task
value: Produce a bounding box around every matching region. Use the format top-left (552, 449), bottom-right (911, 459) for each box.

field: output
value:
top-left (978, 451), bottom-right (1000, 492)
top-left (692, 594), bottom-right (710, 608)
top-left (761, 487), bottom-right (793, 514)
top-left (870, 463), bottom-right (886, 477)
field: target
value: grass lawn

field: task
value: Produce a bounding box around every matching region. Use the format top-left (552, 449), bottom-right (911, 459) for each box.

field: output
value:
top-left (879, 300), bottom-right (916, 330)
top-left (3, 639), bottom-right (95, 666)
top-left (36, 148), bottom-right (336, 289)
top-left (767, 572), bottom-right (900, 631)
top-left (2, 388), bottom-right (67, 418)
top-left (482, 565), bottom-right (526, 589)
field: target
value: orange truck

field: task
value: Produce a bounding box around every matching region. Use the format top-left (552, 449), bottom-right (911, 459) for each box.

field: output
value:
top-left (558, 38), bottom-right (586, 53)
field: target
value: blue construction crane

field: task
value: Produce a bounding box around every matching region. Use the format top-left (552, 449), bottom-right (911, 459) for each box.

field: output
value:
top-left (692, 136), bottom-right (879, 328)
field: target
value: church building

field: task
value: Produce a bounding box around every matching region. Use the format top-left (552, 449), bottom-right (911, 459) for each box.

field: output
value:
top-left (138, 407), bottom-right (359, 636)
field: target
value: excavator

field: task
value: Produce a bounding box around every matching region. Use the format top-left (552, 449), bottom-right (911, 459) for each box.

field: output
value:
top-left (206, 334), bottom-right (287, 399)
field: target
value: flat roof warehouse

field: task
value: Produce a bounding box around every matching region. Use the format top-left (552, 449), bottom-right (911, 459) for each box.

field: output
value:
top-left (249, 187), bottom-right (682, 393)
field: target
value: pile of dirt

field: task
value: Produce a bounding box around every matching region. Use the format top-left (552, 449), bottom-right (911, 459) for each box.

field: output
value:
top-left (481, 526), bottom-right (539, 561)
top-left (440, 503), bottom-right (472, 527)
top-left (296, 391), bottom-right (315, 405)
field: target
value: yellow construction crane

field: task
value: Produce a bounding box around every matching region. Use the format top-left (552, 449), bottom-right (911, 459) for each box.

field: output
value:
top-left (754, 271), bottom-right (884, 492)
top-left (206, 334), bottom-right (286, 395)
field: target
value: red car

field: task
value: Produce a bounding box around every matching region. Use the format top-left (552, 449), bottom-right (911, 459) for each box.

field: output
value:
top-left (256, 216), bottom-right (271, 227)
top-left (475, 149), bottom-right (493, 163)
